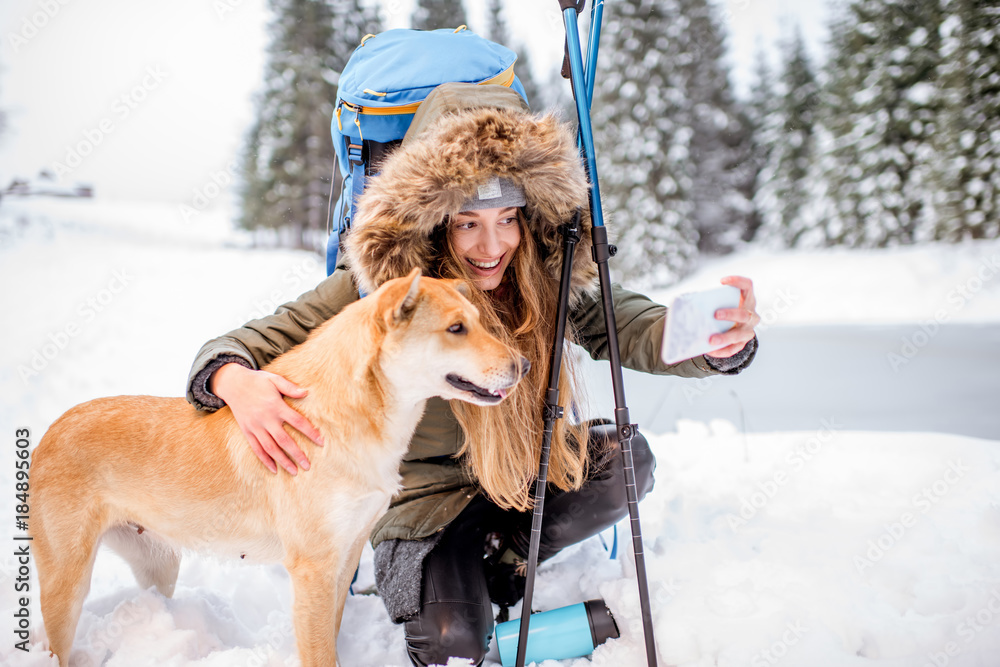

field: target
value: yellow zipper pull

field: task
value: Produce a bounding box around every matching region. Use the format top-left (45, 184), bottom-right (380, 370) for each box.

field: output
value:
top-left (354, 114), bottom-right (364, 142)
top-left (335, 102), bottom-right (343, 132)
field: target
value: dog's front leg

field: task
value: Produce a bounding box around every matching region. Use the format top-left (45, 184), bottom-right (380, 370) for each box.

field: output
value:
top-left (285, 552), bottom-right (341, 667)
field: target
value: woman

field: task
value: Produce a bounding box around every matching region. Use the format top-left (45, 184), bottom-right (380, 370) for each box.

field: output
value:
top-left (187, 84), bottom-right (759, 666)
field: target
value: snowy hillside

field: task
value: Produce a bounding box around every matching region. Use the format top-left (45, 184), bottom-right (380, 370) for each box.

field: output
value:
top-left (2, 198), bottom-right (999, 667)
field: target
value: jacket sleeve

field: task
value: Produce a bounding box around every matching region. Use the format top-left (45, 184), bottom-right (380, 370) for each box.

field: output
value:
top-left (568, 283), bottom-right (757, 378)
top-left (185, 268), bottom-right (360, 411)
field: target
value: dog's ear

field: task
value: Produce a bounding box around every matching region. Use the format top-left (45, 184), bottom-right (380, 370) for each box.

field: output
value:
top-left (448, 279), bottom-right (472, 299)
top-left (393, 268), bottom-right (423, 324)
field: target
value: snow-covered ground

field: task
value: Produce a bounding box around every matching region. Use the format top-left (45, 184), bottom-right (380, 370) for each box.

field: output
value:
top-left (2, 198), bottom-right (999, 667)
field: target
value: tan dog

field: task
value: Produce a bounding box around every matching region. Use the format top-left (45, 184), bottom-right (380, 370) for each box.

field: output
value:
top-left (30, 269), bottom-right (527, 667)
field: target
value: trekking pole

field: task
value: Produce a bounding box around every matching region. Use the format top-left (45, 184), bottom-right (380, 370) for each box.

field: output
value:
top-left (559, 1), bottom-right (660, 665)
top-left (583, 0), bottom-right (605, 109)
top-left (561, 0), bottom-right (604, 114)
top-left (514, 212), bottom-right (581, 667)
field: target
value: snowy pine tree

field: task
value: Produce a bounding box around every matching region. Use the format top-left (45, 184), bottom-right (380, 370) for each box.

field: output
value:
top-left (822, 0), bottom-right (944, 247)
top-left (930, 0), bottom-right (1000, 240)
top-left (486, 0), bottom-right (507, 45)
top-left (746, 45), bottom-right (777, 142)
top-left (240, 0), bottom-right (380, 249)
top-left (757, 27), bottom-right (821, 247)
top-left (411, 0), bottom-right (468, 31)
top-left (594, 0), bottom-right (749, 287)
top-left (594, 0), bottom-right (698, 288)
top-left (0, 63), bottom-right (7, 140)
top-left (678, 0), bottom-right (753, 255)
top-left (485, 0), bottom-right (541, 109)
top-left (743, 44), bottom-right (779, 243)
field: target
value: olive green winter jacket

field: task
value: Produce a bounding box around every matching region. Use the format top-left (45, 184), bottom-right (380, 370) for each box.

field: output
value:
top-left (186, 267), bottom-right (755, 548)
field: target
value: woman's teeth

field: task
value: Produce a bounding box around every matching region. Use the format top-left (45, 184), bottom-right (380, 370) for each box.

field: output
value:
top-left (469, 258), bottom-right (501, 269)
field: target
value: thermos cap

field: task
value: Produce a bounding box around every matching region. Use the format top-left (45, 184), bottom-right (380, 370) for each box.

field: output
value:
top-left (584, 598), bottom-right (621, 647)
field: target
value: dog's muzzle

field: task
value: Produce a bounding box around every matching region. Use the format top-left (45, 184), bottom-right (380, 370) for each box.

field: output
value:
top-left (446, 374), bottom-right (512, 404)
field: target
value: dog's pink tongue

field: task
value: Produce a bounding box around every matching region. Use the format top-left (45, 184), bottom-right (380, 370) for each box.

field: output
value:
top-left (497, 388), bottom-right (508, 399)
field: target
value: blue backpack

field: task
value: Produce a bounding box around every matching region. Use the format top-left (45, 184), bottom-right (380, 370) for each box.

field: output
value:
top-left (326, 27), bottom-right (529, 276)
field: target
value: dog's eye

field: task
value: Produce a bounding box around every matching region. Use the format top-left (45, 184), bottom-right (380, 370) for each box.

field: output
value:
top-left (448, 322), bottom-right (465, 334)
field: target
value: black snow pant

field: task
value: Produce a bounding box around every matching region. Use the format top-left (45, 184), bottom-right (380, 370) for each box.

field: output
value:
top-left (403, 423), bottom-right (656, 667)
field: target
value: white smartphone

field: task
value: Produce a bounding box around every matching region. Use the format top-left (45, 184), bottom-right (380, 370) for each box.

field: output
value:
top-left (661, 285), bottom-right (741, 364)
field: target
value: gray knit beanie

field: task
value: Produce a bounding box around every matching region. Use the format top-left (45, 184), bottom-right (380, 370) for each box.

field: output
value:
top-left (459, 176), bottom-right (526, 212)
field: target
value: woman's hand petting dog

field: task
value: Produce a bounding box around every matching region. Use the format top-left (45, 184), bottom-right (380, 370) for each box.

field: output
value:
top-left (706, 275), bottom-right (760, 359)
top-left (212, 363), bottom-right (324, 475)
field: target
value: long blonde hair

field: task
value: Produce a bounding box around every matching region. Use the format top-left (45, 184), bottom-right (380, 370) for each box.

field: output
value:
top-left (433, 210), bottom-right (589, 511)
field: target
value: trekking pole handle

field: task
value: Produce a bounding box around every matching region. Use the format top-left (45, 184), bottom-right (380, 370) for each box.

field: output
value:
top-left (560, 3), bottom-right (605, 229)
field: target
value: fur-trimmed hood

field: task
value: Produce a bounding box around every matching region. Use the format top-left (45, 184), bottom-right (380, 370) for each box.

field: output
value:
top-left (345, 87), bottom-right (598, 300)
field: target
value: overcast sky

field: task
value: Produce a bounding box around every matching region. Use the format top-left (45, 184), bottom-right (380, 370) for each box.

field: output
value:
top-left (0, 0), bottom-right (829, 205)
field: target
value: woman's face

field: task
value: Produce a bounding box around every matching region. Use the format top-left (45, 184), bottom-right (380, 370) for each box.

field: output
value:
top-left (448, 206), bottom-right (521, 291)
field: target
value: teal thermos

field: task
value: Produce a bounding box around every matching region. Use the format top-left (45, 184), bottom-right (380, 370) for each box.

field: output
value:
top-left (495, 598), bottom-right (620, 666)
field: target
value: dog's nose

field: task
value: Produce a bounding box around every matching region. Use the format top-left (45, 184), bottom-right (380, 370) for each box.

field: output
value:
top-left (514, 356), bottom-right (531, 378)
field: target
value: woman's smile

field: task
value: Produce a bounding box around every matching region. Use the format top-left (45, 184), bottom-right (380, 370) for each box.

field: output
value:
top-left (449, 207), bottom-right (522, 291)
top-left (468, 256), bottom-right (502, 270)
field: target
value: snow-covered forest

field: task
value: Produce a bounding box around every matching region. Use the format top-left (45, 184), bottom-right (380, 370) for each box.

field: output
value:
top-left (235, 0), bottom-right (999, 289)
top-left (594, 0), bottom-right (999, 286)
